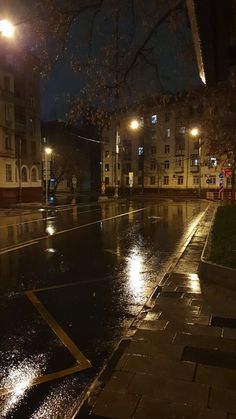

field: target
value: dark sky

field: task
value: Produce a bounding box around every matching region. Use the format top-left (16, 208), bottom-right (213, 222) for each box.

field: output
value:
top-left (0, 1), bottom-right (202, 121)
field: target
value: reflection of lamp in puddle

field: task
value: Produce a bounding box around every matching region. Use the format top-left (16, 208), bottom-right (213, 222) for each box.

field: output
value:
top-left (46, 224), bottom-right (55, 236)
top-left (127, 250), bottom-right (143, 297)
top-left (188, 273), bottom-right (201, 292)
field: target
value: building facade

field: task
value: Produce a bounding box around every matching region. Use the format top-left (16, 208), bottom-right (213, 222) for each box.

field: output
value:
top-left (101, 106), bottom-right (230, 196)
top-left (0, 40), bottom-right (41, 203)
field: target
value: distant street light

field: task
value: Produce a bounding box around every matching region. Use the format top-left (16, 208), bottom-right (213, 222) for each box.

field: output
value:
top-left (0, 19), bottom-right (15, 38)
top-left (45, 147), bottom-right (52, 206)
top-left (130, 119), bottom-right (140, 130)
top-left (190, 127), bottom-right (201, 198)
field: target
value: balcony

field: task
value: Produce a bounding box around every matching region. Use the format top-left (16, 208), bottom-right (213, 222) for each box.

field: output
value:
top-left (190, 165), bottom-right (199, 173)
top-left (175, 165), bottom-right (184, 173)
top-left (175, 148), bottom-right (185, 156)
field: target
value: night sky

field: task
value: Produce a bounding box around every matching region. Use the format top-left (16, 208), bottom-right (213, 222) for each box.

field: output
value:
top-left (0, 1), bottom-right (202, 121)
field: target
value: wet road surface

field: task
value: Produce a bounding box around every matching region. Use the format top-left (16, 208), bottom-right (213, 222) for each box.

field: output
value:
top-left (0, 199), bottom-right (208, 418)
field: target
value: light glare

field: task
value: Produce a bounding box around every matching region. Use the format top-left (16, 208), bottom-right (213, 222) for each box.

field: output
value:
top-left (0, 19), bottom-right (15, 38)
top-left (130, 119), bottom-right (140, 130)
top-left (190, 128), bottom-right (199, 137)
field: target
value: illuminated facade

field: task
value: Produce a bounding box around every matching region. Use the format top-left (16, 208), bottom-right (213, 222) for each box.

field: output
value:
top-left (0, 40), bottom-right (41, 203)
top-left (101, 107), bottom-right (229, 195)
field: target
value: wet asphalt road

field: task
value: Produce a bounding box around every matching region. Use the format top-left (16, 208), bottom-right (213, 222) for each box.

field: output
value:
top-left (0, 199), bottom-right (208, 418)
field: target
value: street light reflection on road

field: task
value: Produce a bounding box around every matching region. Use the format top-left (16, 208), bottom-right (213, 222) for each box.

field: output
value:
top-left (127, 248), bottom-right (144, 299)
top-left (46, 224), bottom-right (56, 236)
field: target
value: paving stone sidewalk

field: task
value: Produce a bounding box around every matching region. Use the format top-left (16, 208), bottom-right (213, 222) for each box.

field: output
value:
top-left (85, 204), bottom-right (236, 419)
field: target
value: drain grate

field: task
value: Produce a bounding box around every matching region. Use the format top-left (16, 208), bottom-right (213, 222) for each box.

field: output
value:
top-left (211, 316), bottom-right (236, 329)
top-left (182, 346), bottom-right (236, 369)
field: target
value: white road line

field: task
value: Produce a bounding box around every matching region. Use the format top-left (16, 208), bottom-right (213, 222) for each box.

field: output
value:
top-left (0, 241), bottom-right (39, 255)
top-left (0, 208), bottom-right (145, 255)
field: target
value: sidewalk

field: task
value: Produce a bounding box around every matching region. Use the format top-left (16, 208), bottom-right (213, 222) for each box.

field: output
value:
top-left (78, 203), bottom-right (236, 419)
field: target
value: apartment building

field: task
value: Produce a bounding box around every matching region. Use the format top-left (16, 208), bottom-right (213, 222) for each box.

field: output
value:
top-left (0, 40), bottom-right (41, 203)
top-left (101, 105), bottom-right (228, 196)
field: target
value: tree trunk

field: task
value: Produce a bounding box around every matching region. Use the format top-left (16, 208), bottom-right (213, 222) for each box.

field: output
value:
top-left (231, 148), bottom-right (236, 203)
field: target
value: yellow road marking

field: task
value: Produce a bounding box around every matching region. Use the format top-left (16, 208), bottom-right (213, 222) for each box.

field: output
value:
top-left (25, 291), bottom-right (91, 368)
top-left (0, 365), bottom-right (83, 397)
top-left (29, 276), bottom-right (111, 294)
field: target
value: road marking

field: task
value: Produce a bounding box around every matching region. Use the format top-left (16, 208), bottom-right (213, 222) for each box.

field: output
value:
top-left (0, 365), bottom-right (84, 397)
top-left (0, 208), bottom-right (145, 255)
top-left (0, 241), bottom-right (39, 255)
top-left (26, 291), bottom-right (91, 368)
top-left (28, 275), bottom-right (113, 293)
top-left (0, 216), bottom-right (56, 230)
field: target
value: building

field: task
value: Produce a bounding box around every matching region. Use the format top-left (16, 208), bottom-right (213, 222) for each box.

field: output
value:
top-left (0, 39), bottom-right (41, 203)
top-left (41, 121), bottom-right (101, 196)
top-left (101, 104), bottom-right (227, 196)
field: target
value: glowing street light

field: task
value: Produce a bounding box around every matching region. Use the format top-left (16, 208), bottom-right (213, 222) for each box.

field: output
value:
top-left (130, 119), bottom-right (140, 130)
top-left (0, 19), bottom-right (15, 38)
top-left (190, 127), bottom-right (201, 198)
top-left (45, 147), bottom-right (52, 206)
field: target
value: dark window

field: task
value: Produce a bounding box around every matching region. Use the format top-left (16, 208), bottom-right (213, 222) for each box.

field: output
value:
top-left (126, 176), bottom-right (129, 185)
top-left (31, 141), bottom-right (36, 155)
top-left (178, 176), bottom-right (184, 185)
top-left (6, 164), bottom-right (12, 181)
top-left (163, 176), bottom-right (169, 185)
top-left (164, 160), bottom-right (169, 169)
top-left (31, 168), bottom-right (37, 182)
top-left (105, 150), bottom-right (109, 158)
top-left (5, 135), bottom-right (11, 149)
top-left (164, 145), bottom-right (170, 153)
top-left (4, 104), bottom-right (11, 122)
top-left (4, 76), bottom-right (10, 91)
top-left (193, 176), bottom-right (199, 184)
top-left (138, 176), bottom-right (142, 185)
top-left (105, 164), bottom-right (109, 172)
top-left (22, 167), bottom-right (28, 182)
top-left (194, 141), bottom-right (199, 150)
top-left (150, 176), bottom-right (155, 185)
top-left (105, 177), bottom-right (109, 185)
top-left (151, 146), bottom-right (156, 154)
top-left (210, 176), bottom-right (216, 184)
top-left (150, 161), bottom-right (156, 170)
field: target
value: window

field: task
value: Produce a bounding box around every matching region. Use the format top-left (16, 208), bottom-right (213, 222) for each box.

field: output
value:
top-left (151, 114), bottom-right (157, 124)
top-left (151, 130), bottom-right (157, 140)
top-left (140, 116), bottom-right (144, 126)
top-left (164, 160), bottom-right (169, 169)
top-left (4, 76), bottom-right (10, 91)
top-left (5, 135), bottom-right (11, 149)
top-left (178, 126), bottom-right (186, 134)
top-left (193, 176), bottom-right (199, 184)
top-left (105, 177), bottom-right (109, 185)
top-left (29, 118), bottom-right (35, 136)
top-left (31, 141), bottom-right (36, 155)
top-left (31, 167), bottom-right (37, 182)
top-left (163, 176), bottom-right (169, 185)
top-left (167, 128), bottom-right (171, 138)
top-left (190, 155), bottom-right (199, 166)
top-left (118, 163), bottom-right (120, 170)
top-left (194, 141), bottom-right (199, 150)
top-left (227, 177), bottom-right (231, 185)
top-left (4, 104), bottom-right (11, 122)
top-left (138, 176), bottom-right (142, 185)
top-left (105, 150), bottom-right (109, 158)
top-left (150, 176), bottom-right (155, 185)
top-left (210, 176), bottom-right (216, 184)
top-left (209, 157), bottom-right (217, 168)
top-left (6, 164), bottom-right (12, 181)
top-left (176, 158), bottom-right (184, 167)
top-left (164, 145), bottom-right (170, 154)
top-left (150, 161), bottom-right (156, 170)
top-left (151, 146), bottom-right (156, 154)
top-left (21, 167), bottom-right (28, 182)
top-left (165, 111), bottom-right (170, 122)
top-left (105, 164), bottom-right (109, 172)
top-left (178, 176), bottom-right (184, 185)
top-left (138, 146), bottom-right (144, 155)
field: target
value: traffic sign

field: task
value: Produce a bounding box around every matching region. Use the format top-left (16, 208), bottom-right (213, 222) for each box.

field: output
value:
top-left (206, 179), bottom-right (211, 184)
top-left (219, 172), bottom-right (224, 179)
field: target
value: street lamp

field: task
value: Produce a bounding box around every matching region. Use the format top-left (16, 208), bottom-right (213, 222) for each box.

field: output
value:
top-left (45, 147), bottom-right (52, 206)
top-left (190, 127), bottom-right (201, 198)
top-left (0, 19), bottom-right (15, 38)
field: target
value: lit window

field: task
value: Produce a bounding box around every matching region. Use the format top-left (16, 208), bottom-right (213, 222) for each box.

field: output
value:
top-left (105, 164), bottom-right (109, 172)
top-left (167, 128), bottom-right (171, 138)
top-left (140, 116), bottom-right (144, 126)
top-left (138, 146), bottom-right (144, 155)
top-left (151, 114), bottom-right (157, 124)
top-left (210, 157), bottom-right (217, 167)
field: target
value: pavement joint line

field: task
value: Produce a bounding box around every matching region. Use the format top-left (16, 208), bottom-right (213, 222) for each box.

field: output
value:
top-left (0, 365), bottom-right (84, 397)
top-left (0, 208), bottom-right (146, 255)
top-left (25, 290), bottom-right (91, 368)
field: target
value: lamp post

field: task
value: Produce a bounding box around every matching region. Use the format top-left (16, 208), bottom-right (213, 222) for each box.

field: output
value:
top-left (45, 147), bottom-right (52, 206)
top-left (190, 127), bottom-right (201, 198)
top-left (130, 119), bottom-right (143, 192)
top-left (114, 125), bottom-right (120, 198)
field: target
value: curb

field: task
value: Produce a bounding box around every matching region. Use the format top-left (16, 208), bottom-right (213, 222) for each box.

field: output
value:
top-left (199, 205), bottom-right (236, 289)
